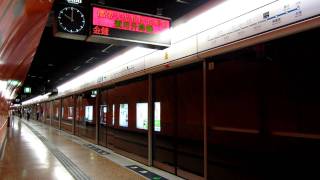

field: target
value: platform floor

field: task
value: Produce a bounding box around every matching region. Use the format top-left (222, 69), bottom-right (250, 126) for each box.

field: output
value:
top-left (0, 117), bottom-right (178, 180)
top-left (0, 118), bottom-right (74, 179)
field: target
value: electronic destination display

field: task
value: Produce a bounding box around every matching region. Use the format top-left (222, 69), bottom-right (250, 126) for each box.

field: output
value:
top-left (136, 103), bottom-right (148, 130)
top-left (88, 6), bottom-right (171, 49)
top-left (119, 104), bottom-right (128, 127)
top-left (154, 102), bottom-right (161, 132)
top-left (85, 106), bottom-right (93, 122)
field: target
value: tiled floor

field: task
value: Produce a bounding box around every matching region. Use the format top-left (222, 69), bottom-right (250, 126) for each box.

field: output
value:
top-left (0, 118), bottom-right (73, 180)
top-left (0, 117), bottom-right (145, 180)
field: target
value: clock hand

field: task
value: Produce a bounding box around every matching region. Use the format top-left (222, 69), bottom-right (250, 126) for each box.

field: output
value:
top-left (71, 7), bottom-right (74, 22)
top-left (64, 14), bottom-right (72, 21)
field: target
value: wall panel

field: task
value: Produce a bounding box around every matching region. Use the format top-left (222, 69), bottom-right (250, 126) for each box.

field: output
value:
top-left (153, 63), bottom-right (204, 178)
top-left (107, 78), bottom-right (149, 164)
top-left (75, 94), bottom-right (96, 142)
top-left (61, 96), bottom-right (74, 134)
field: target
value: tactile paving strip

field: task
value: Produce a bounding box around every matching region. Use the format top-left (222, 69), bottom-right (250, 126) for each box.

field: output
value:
top-left (127, 165), bottom-right (168, 180)
top-left (83, 144), bottom-right (110, 156)
top-left (24, 120), bottom-right (178, 180)
top-left (23, 121), bottom-right (90, 180)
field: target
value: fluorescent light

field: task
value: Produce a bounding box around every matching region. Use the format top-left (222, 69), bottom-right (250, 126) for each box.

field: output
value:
top-left (160, 29), bottom-right (172, 41)
top-left (85, 57), bottom-right (95, 63)
top-left (57, 46), bottom-right (155, 93)
top-left (101, 45), bottom-right (113, 53)
top-left (73, 66), bottom-right (81, 71)
top-left (0, 79), bottom-right (22, 99)
top-left (0, 80), bottom-right (7, 98)
top-left (171, 0), bottom-right (275, 42)
top-left (21, 92), bottom-right (51, 105)
top-left (8, 80), bottom-right (20, 86)
top-left (0, 80), bottom-right (7, 90)
top-left (176, 0), bottom-right (190, 4)
top-left (57, 0), bottom-right (276, 94)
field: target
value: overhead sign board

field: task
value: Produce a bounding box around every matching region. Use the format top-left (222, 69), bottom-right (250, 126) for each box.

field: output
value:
top-left (53, 0), bottom-right (89, 41)
top-left (87, 5), bottom-right (171, 49)
top-left (91, 90), bottom-right (97, 97)
top-left (66, 0), bottom-right (82, 4)
top-left (24, 87), bottom-right (31, 94)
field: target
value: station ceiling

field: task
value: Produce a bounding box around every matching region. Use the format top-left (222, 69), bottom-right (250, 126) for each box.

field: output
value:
top-left (0, 0), bottom-right (53, 101)
top-left (19, 0), bottom-right (209, 101)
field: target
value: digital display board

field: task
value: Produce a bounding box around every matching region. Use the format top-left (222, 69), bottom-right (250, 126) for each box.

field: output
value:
top-left (119, 104), bottom-right (128, 127)
top-left (154, 102), bottom-right (161, 132)
top-left (88, 6), bottom-right (171, 49)
top-left (112, 104), bottom-right (115, 125)
top-left (100, 105), bottom-right (107, 124)
top-left (68, 107), bottom-right (73, 119)
top-left (91, 90), bottom-right (98, 97)
top-left (24, 87), bottom-right (31, 94)
top-left (136, 103), bottom-right (148, 130)
top-left (85, 106), bottom-right (93, 122)
top-left (135, 102), bottom-right (161, 131)
top-left (66, 0), bottom-right (82, 4)
top-left (56, 107), bottom-right (59, 118)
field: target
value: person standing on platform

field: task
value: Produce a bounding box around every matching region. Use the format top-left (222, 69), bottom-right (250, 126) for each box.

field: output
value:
top-left (36, 110), bottom-right (39, 121)
top-left (19, 109), bottom-right (22, 119)
top-left (27, 110), bottom-right (30, 121)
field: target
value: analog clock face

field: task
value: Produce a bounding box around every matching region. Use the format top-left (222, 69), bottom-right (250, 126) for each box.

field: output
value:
top-left (58, 7), bottom-right (85, 33)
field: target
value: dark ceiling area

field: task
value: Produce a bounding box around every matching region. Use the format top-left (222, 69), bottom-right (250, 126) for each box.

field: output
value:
top-left (98, 0), bottom-right (208, 19)
top-left (18, 0), bottom-right (208, 102)
top-left (23, 27), bottom-right (125, 94)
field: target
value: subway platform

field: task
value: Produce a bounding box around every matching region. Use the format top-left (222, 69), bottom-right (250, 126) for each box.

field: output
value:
top-left (0, 116), bottom-right (180, 180)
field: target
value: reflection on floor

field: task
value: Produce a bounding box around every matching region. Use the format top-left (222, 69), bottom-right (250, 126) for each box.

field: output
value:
top-left (0, 117), bottom-right (146, 180)
top-left (0, 117), bottom-right (73, 179)
top-left (0, 117), bottom-right (180, 180)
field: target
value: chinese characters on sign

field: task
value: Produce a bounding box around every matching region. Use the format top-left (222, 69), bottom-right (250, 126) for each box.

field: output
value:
top-left (92, 26), bottom-right (109, 35)
top-left (92, 7), bottom-right (170, 35)
top-left (114, 20), bottom-right (154, 33)
top-left (89, 6), bottom-right (171, 48)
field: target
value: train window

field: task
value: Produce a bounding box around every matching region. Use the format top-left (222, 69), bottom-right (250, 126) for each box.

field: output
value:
top-left (154, 102), bottom-right (161, 132)
top-left (136, 102), bottom-right (148, 130)
top-left (119, 103), bottom-right (128, 127)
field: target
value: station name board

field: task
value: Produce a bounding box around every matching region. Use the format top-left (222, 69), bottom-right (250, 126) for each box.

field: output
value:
top-left (88, 6), bottom-right (171, 49)
top-left (66, 0), bottom-right (82, 4)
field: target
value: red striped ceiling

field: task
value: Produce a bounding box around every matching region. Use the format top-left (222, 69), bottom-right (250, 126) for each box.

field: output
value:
top-left (0, 0), bottom-right (53, 85)
top-left (0, 0), bottom-right (53, 108)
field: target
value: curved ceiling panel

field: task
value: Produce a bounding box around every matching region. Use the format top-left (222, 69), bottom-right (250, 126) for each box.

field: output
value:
top-left (0, 0), bottom-right (53, 100)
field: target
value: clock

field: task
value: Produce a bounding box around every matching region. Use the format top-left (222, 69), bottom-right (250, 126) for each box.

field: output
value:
top-left (57, 6), bottom-right (85, 33)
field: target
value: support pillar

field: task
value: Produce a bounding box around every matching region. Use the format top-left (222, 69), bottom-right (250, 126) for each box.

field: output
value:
top-left (73, 95), bottom-right (76, 135)
top-left (59, 98), bottom-right (62, 130)
top-left (95, 89), bottom-right (101, 144)
top-left (203, 60), bottom-right (208, 179)
top-left (148, 74), bottom-right (154, 166)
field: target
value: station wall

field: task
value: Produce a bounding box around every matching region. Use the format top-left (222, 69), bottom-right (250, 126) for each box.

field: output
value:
top-left (20, 20), bottom-right (320, 180)
top-left (206, 28), bottom-right (320, 179)
top-left (0, 98), bottom-right (8, 156)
